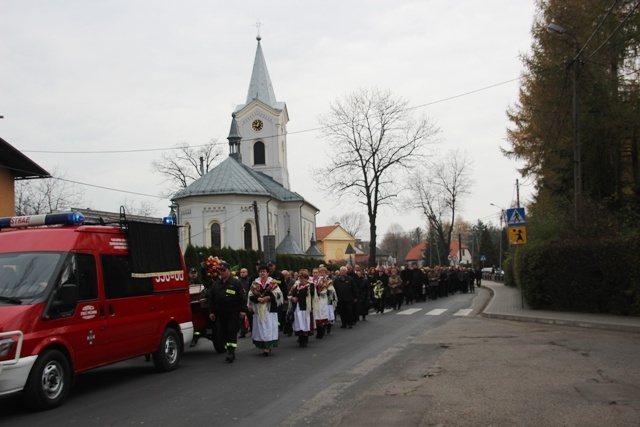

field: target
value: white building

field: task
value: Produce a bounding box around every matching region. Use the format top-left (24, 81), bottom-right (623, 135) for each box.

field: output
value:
top-left (172, 36), bottom-right (319, 255)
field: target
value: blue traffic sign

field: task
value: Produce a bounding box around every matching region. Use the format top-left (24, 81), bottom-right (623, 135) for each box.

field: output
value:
top-left (506, 207), bottom-right (526, 226)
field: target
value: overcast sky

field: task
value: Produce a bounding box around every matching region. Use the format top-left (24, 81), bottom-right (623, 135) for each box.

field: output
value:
top-left (1, 0), bottom-right (536, 238)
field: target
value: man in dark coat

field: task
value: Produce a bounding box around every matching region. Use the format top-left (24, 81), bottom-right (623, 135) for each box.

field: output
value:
top-left (400, 265), bottom-right (412, 305)
top-left (208, 262), bottom-right (247, 363)
top-left (374, 266), bottom-right (390, 308)
top-left (333, 266), bottom-right (358, 328)
top-left (409, 263), bottom-right (424, 303)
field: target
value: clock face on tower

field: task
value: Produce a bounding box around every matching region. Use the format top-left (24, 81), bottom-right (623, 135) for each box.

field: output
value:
top-left (251, 119), bottom-right (263, 132)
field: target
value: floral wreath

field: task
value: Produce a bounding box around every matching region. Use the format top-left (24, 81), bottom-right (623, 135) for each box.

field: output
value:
top-left (204, 256), bottom-right (221, 276)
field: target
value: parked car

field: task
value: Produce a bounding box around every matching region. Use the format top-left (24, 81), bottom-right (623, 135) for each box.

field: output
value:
top-left (481, 267), bottom-right (504, 276)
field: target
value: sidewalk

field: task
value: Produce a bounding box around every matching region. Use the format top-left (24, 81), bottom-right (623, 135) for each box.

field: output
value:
top-left (481, 280), bottom-right (640, 333)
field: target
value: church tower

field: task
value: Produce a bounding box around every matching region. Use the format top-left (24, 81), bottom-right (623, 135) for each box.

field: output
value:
top-left (233, 36), bottom-right (290, 189)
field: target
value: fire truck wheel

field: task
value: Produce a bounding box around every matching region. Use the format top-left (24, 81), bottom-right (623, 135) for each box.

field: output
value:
top-left (24, 349), bottom-right (71, 410)
top-left (153, 327), bottom-right (181, 372)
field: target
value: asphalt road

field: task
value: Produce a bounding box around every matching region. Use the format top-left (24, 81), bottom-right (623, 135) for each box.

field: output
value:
top-left (2, 289), bottom-right (639, 426)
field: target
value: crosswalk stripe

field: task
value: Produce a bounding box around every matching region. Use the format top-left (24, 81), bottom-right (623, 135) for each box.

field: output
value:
top-left (454, 309), bottom-right (473, 316)
top-left (397, 308), bottom-right (422, 315)
top-left (426, 309), bottom-right (448, 316)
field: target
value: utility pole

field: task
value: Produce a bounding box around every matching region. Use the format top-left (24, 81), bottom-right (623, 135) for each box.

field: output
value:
top-left (548, 22), bottom-right (582, 226)
top-left (429, 227), bottom-right (433, 266)
top-left (253, 201), bottom-right (262, 260)
top-left (498, 212), bottom-right (503, 271)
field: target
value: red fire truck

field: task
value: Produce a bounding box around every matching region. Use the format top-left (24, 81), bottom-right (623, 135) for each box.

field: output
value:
top-left (0, 212), bottom-right (194, 410)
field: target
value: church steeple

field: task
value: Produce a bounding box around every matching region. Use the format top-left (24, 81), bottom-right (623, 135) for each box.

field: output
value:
top-left (233, 35), bottom-right (290, 189)
top-left (246, 36), bottom-right (278, 108)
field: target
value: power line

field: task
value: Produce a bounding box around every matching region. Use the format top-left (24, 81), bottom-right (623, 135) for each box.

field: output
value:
top-left (55, 177), bottom-right (163, 199)
top-left (574, 0), bottom-right (620, 60)
top-left (584, 0), bottom-right (640, 62)
top-left (19, 76), bottom-right (524, 155)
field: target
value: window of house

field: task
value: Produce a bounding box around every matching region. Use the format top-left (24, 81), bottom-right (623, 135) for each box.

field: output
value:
top-left (253, 141), bottom-right (265, 165)
top-left (244, 223), bottom-right (253, 250)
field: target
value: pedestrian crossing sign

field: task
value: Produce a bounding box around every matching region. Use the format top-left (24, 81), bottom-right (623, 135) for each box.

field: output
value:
top-left (506, 207), bottom-right (526, 226)
top-left (508, 226), bottom-right (527, 245)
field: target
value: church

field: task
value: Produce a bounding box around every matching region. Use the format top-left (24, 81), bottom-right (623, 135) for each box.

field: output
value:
top-left (171, 36), bottom-right (319, 257)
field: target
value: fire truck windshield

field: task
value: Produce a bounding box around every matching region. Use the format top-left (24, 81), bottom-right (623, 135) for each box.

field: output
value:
top-left (0, 253), bottom-right (63, 303)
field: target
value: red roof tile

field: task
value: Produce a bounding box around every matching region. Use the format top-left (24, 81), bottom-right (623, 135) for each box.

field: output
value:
top-left (405, 242), bottom-right (427, 261)
top-left (315, 225), bottom-right (338, 241)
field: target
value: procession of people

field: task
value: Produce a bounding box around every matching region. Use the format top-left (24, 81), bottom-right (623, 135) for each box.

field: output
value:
top-left (196, 256), bottom-right (481, 363)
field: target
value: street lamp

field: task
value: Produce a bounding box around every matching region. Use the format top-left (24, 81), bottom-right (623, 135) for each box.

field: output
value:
top-left (490, 203), bottom-right (505, 272)
top-left (548, 22), bottom-right (581, 226)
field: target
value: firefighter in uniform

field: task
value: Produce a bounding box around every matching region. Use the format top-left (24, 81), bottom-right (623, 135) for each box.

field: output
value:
top-left (208, 262), bottom-right (247, 363)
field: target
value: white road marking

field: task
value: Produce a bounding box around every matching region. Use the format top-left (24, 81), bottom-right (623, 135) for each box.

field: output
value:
top-left (426, 309), bottom-right (448, 316)
top-left (369, 308), bottom-right (395, 315)
top-left (454, 309), bottom-right (473, 316)
top-left (397, 308), bottom-right (422, 315)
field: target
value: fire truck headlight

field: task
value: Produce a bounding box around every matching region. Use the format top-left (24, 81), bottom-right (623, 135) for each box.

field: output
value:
top-left (0, 338), bottom-right (15, 357)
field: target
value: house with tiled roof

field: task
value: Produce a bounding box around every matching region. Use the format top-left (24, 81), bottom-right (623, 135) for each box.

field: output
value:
top-left (315, 223), bottom-right (358, 264)
top-left (404, 242), bottom-right (427, 266)
top-left (405, 240), bottom-right (472, 266)
top-left (171, 36), bottom-right (318, 254)
top-left (0, 137), bottom-right (50, 217)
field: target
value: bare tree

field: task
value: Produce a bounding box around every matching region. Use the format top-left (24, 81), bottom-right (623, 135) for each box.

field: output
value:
top-left (14, 166), bottom-right (85, 216)
top-left (151, 139), bottom-right (223, 197)
top-left (408, 149), bottom-right (473, 265)
top-left (317, 88), bottom-right (439, 267)
top-left (328, 212), bottom-right (367, 239)
top-left (379, 223), bottom-right (412, 265)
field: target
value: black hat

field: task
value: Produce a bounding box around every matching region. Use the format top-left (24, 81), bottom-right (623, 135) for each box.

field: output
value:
top-left (267, 261), bottom-right (276, 266)
top-left (219, 262), bottom-right (231, 271)
top-left (189, 267), bottom-right (198, 273)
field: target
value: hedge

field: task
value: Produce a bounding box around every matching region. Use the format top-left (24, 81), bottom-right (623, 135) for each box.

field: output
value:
top-left (514, 237), bottom-right (640, 316)
top-left (183, 245), bottom-right (333, 275)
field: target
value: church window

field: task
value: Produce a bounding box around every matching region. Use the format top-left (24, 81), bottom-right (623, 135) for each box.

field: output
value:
top-left (183, 222), bottom-right (192, 247)
top-left (244, 223), bottom-right (253, 249)
top-left (253, 141), bottom-right (265, 165)
top-left (210, 223), bottom-right (221, 249)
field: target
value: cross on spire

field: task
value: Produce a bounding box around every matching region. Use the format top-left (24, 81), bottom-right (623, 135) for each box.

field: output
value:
top-left (255, 20), bottom-right (262, 40)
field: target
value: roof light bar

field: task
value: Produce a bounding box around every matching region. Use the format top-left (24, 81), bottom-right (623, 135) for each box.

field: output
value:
top-left (0, 212), bottom-right (85, 229)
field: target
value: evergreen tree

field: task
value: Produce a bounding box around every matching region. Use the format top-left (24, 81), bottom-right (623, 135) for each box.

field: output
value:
top-left (505, 0), bottom-right (640, 233)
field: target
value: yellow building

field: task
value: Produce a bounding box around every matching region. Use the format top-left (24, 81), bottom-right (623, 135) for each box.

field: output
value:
top-left (0, 137), bottom-right (50, 217)
top-left (315, 223), bottom-right (357, 264)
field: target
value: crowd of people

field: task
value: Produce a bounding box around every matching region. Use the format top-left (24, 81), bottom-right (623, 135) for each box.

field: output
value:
top-left (188, 259), bottom-right (482, 363)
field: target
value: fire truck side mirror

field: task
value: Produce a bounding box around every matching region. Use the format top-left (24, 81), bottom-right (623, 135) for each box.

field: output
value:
top-left (53, 283), bottom-right (79, 312)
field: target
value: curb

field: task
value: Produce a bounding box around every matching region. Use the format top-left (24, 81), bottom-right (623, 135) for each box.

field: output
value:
top-left (480, 284), bottom-right (640, 334)
top-left (481, 311), bottom-right (640, 334)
